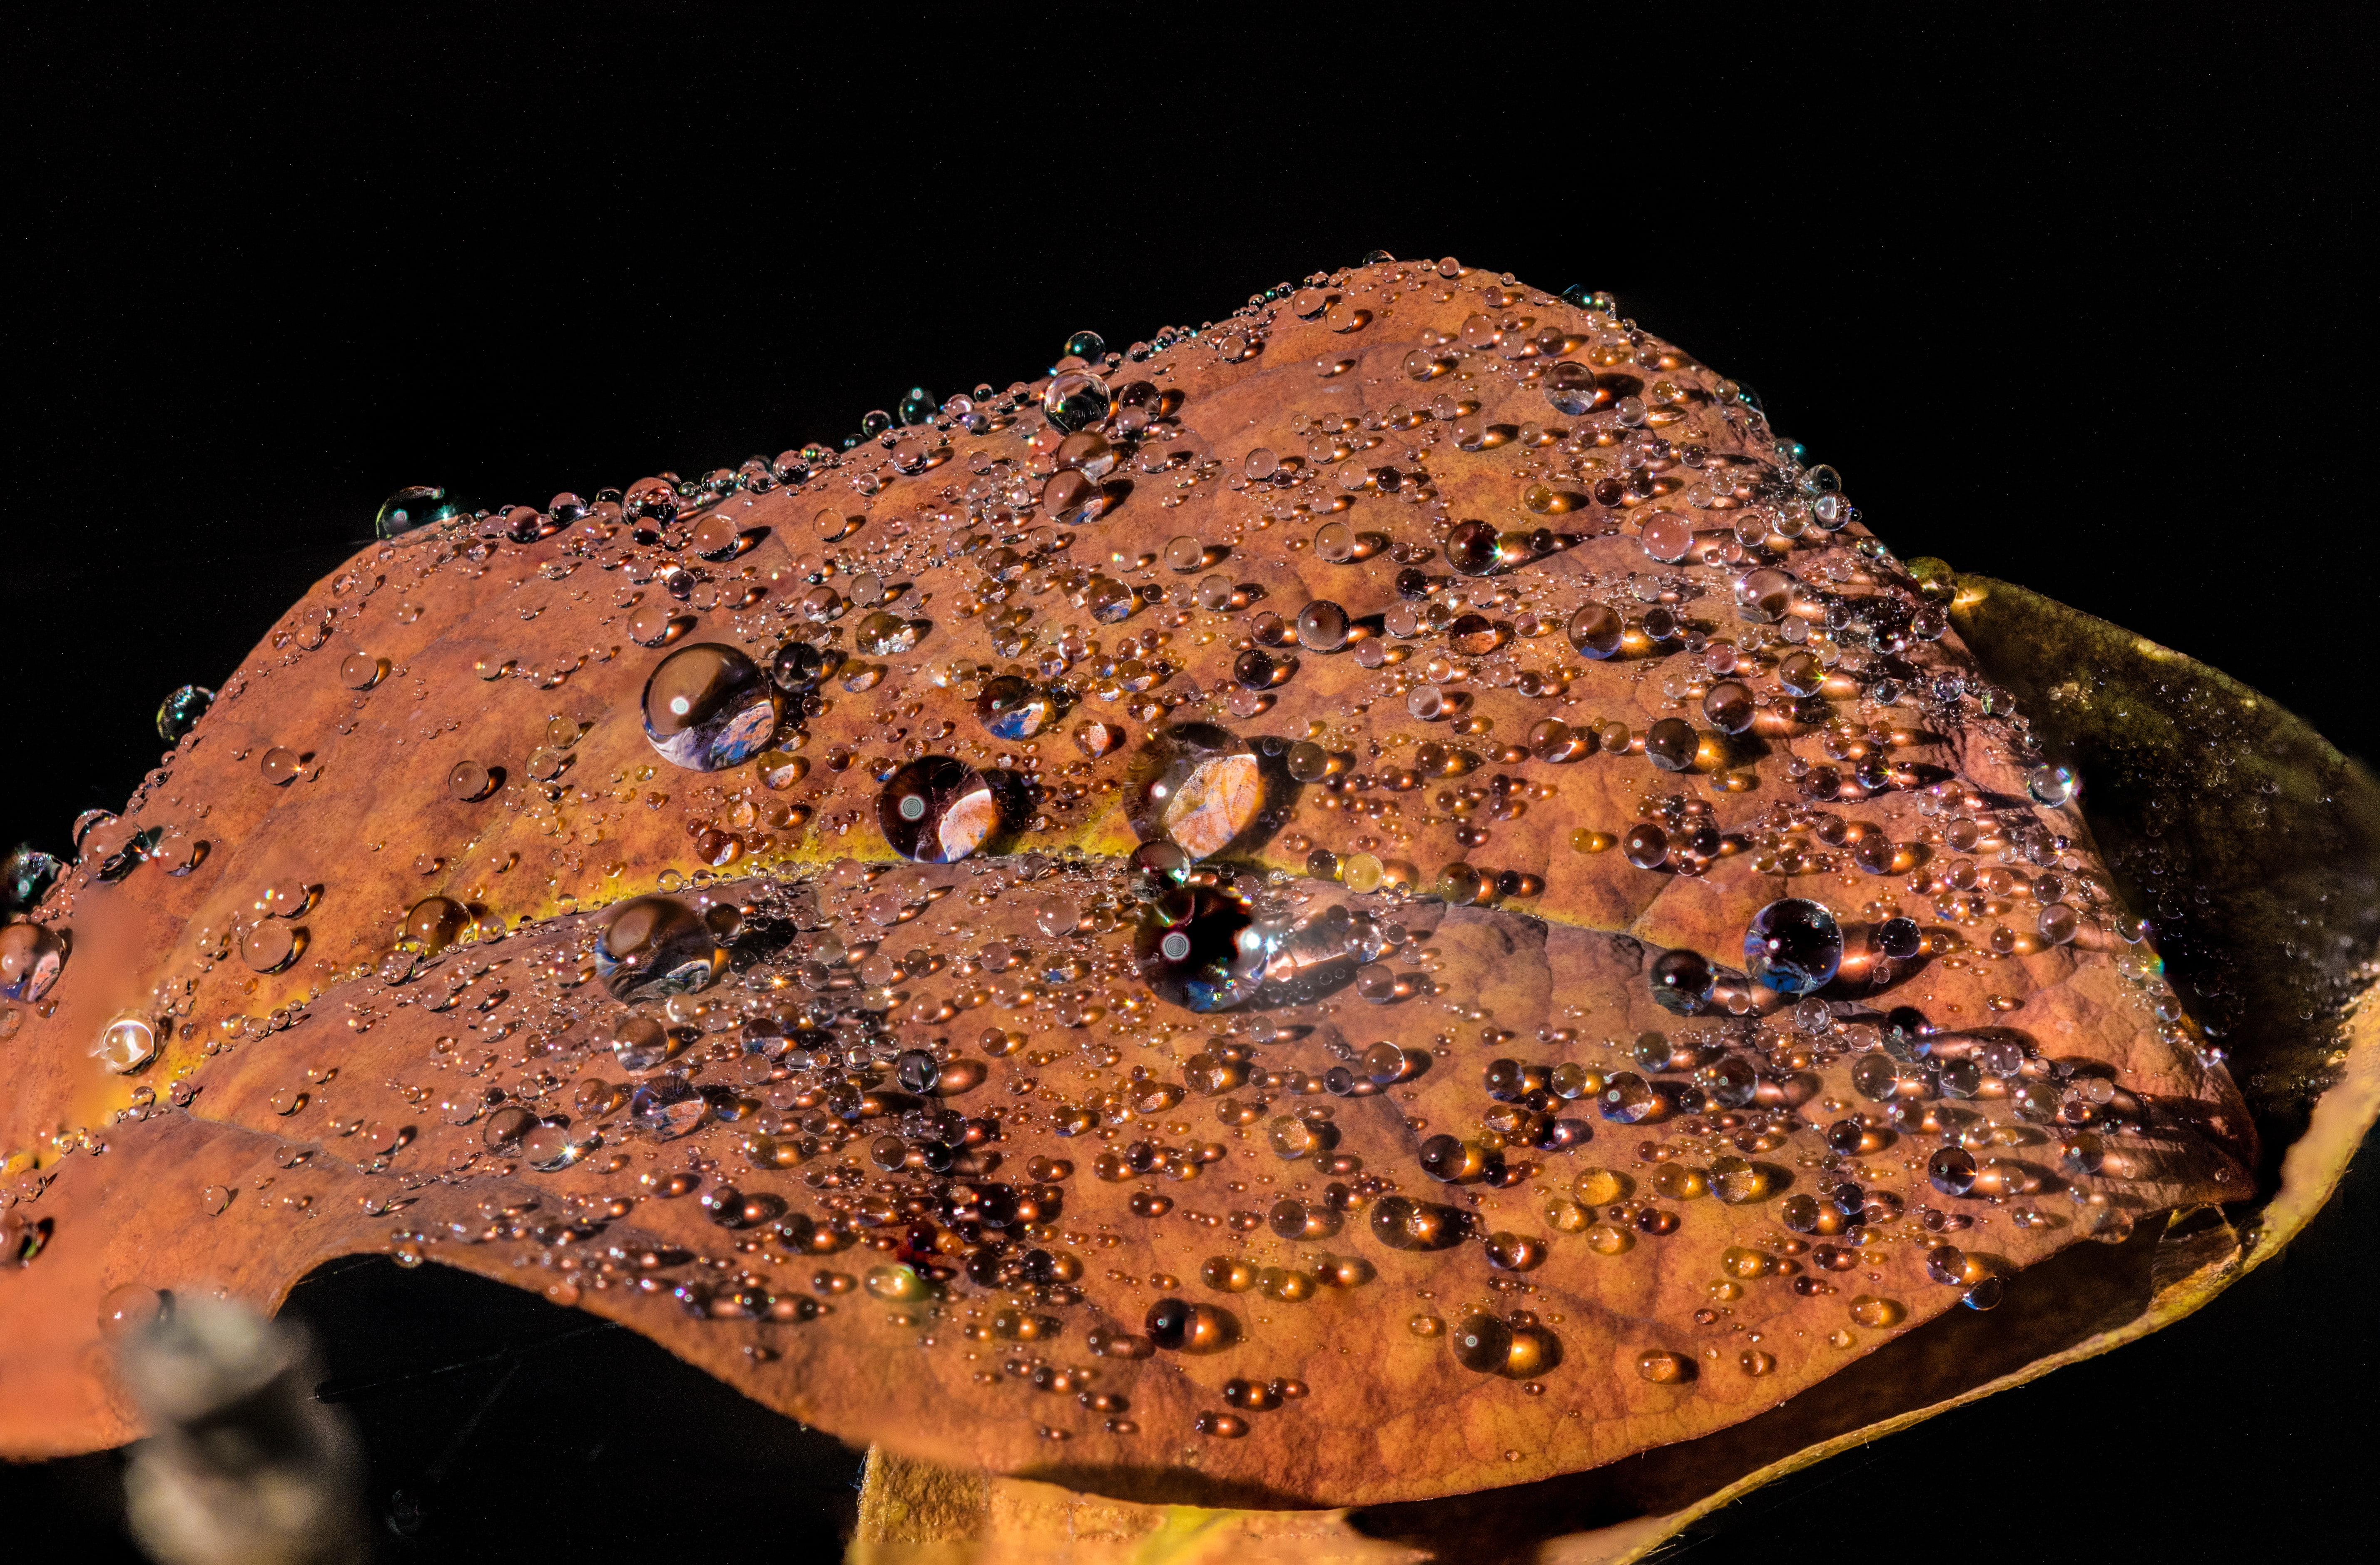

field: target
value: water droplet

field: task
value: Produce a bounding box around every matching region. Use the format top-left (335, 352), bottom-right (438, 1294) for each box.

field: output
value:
top-left (629, 1073), bottom-right (708, 1140)
top-left (1043, 371), bottom-right (1111, 434)
top-left (1544, 361), bottom-right (1598, 416)
top-left (259, 746), bottom-right (301, 785)
top-left (97, 1284), bottom-right (165, 1342)
top-left (1444, 521), bottom-right (1502, 576)
top-left (1744, 899), bottom-right (1842, 994)
top-left (1567, 603), bottom-right (1622, 660)
top-left (0, 923), bottom-right (65, 1002)
top-left (241, 922), bottom-right (298, 973)
top-left (1135, 885), bottom-right (1265, 1012)
top-left (1636, 1348), bottom-right (1691, 1384)
top-left (1639, 513), bottom-right (1693, 563)
top-left (595, 896), bottom-right (720, 1001)
top-left (1643, 718), bottom-right (1698, 772)
top-left (642, 643), bottom-right (782, 772)
top-left (1295, 601), bottom-right (1350, 653)
top-left (976, 676), bottom-right (1056, 740)
top-left (1598, 1072), bottom-right (1658, 1123)
top-left (92, 1011), bottom-right (159, 1074)
top-left (1623, 823), bottom-right (1669, 870)
top-left (1138, 729), bottom-right (1268, 861)
top-left (1144, 1297), bottom-right (1235, 1353)
top-left (2026, 764), bottom-right (2077, 807)
top-left (1649, 949), bottom-right (1713, 1014)
top-left (156, 685), bottom-right (214, 743)
top-left (403, 896), bottom-right (468, 955)
top-left (375, 484), bottom-right (457, 539)
top-left (1849, 1295), bottom-right (1904, 1328)
top-left (879, 757), bottom-right (1001, 863)
top-left (1733, 567), bottom-right (1795, 623)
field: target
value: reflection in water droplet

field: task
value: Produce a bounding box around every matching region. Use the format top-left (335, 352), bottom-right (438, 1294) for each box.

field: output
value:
top-left (0, 923), bottom-right (65, 1002)
top-left (769, 641), bottom-right (826, 691)
top-left (878, 758), bottom-right (1000, 863)
top-left (1745, 898), bottom-right (1843, 994)
top-left (856, 613), bottom-right (921, 656)
top-left (1567, 603), bottom-right (1622, 660)
top-left (1043, 371), bottom-right (1111, 433)
top-left (92, 1011), bottom-right (159, 1074)
top-left (2027, 764), bottom-right (2078, 806)
top-left (976, 676), bottom-right (1056, 740)
top-left (156, 685), bottom-right (214, 743)
top-left (374, 484), bottom-right (458, 539)
top-left (629, 1073), bottom-right (708, 1140)
top-left (241, 922), bottom-right (298, 973)
top-left (1444, 521), bottom-right (1501, 576)
top-left (259, 747), bottom-right (301, 785)
top-left (596, 897), bottom-right (720, 1001)
top-left (607, 1015), bottom-right (677, 1072)
top-left (404, 896), bottom-right (468, 955)
top-left (1135, 886), bottom-right (1265, 1013)
top-left (1643, 718), bottom-right (1698, 772)
top-left (642, 643), bottom-right (782, 772)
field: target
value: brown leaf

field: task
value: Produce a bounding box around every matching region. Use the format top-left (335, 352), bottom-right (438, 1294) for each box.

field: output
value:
top-left (0, 261), bottom-right (2335, 1527)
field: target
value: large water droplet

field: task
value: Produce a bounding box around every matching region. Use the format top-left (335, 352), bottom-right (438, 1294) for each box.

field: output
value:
top-left (976, 676), bottom-right (1056, 740)
top-left (595, 896), bottom-right (721, 1001)
top-left (374, 484), bottom-right (458, 540)
top-left (2026, 764), bottom-right (2078, 807)
top-left (878, 758), bottom-right (1001, 863)
top-left (156, 685), bottom-right (214, 743)
top-left (0, 923), bottom-right (65, 1001)
top-left (92, 1011), bottom-right (159, 1074)
top-left (1132, 726), bottom-right (1278, 862)
top-left (641, 643), bottom-right (782, 772)
top-left (404, 895), bottom-right (468, 954)
top-left (1135, 885), bottom-right (1267, 1012)
top-left (1650, 948), bottom-right (1713, 1014)
top-left (1043, 371), bottom-right (1111, 434)
top-left (2, 845), bottom-right (62, 914)
top-left (1745, 898), bottom-right (1842, 994)
top-left (629, 1073), bottom-right (708, 1140)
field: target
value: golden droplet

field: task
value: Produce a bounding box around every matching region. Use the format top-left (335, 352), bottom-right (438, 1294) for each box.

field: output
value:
top-left (1572, 1167), bottom-right (1628, 1205)
top-left (1849, 1295), bottom-right (1905, 1328)
top-left (1651, 1165), bottom-right (1709, 1200)
top-left (1708, 1154), bottom-right (1773, 1204)
top-left (1636, 1349), bottom-right (1689, 1384)
top-left (1541, 1196), bottom-right (1590, 1234)
top-left (1718, 1246), bottom-right (1770, 1280)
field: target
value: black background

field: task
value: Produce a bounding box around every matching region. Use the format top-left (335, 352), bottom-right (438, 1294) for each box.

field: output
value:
top-left (1, 6), bottom-right (2371, 1561)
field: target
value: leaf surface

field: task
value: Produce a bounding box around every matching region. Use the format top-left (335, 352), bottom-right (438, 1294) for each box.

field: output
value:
top-left (0, 266), bottom-right (2319, 1519)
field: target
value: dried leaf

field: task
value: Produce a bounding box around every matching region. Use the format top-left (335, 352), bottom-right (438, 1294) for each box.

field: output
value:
top-left (2, 262), bottom-right (2363, 1538)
